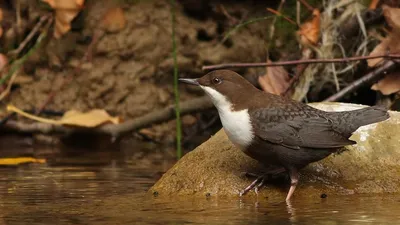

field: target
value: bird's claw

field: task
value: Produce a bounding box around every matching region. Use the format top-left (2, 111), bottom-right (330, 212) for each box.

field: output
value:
top-left (239, 175), bottom-right (266, 196)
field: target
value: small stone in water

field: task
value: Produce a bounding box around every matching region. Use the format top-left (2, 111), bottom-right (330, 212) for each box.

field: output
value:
top-left (320, 193), bottom-right (327, 198)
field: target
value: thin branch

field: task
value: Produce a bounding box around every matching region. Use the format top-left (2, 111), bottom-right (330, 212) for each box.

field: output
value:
top-left (0, 71), bottom-right (18, 101)
top-left (297, 0), bottom-right (314, 12)
top-left (0, 17), bottom-right (53, 86)
top-left (202, 54), bottom-right (400, 70)
top-left (266, 8), bottom-right (297, 26)
top-left (283, 63), bottom-right (308, 96)
top-left (3, 96), bottom-right (214, 137)
top-left (7, 14), bottom-right (51, 59)
top-left (324, 60), bottom-right (397, 102)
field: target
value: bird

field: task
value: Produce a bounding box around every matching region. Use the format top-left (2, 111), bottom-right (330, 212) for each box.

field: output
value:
top-left (179, 69), bottom-right (390, 201)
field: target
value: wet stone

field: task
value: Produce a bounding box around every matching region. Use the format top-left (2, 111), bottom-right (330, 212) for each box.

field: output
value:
top-left (149, 102), bottom-right (400, 200)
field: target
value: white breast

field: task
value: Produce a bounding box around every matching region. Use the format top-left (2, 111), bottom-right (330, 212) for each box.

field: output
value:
top-left (201, 86), bottom-right (254, 149)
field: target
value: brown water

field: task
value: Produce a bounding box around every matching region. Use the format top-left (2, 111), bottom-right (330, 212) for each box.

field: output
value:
top-left (1, 147), bottom-right (400, 225)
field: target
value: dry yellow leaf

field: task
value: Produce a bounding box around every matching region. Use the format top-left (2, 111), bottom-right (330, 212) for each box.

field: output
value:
top-left (7, 105), bottom-right (120, 127)
top-left (42, 0), bottom-right (85, 38)
top-left (61, 109), bottom-right (121, 127)
top-left (371, 72), bottom-right (400, 95)
top-left (101, 7), bottom-right (127, 33)
top-left (0, 157), bottom-right (46, 165)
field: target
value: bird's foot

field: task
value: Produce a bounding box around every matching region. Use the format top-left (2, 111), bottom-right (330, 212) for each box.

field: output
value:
top-left (239, 175), bottom-right (266, 196)
top-left (239, 167), bottom-right (286, 196)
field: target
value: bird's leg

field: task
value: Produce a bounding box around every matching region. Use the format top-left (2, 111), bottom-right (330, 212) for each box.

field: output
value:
top-left (285, 169), bottom-right (299, 201)
top-left (239, 167), bottom-right (286, 196)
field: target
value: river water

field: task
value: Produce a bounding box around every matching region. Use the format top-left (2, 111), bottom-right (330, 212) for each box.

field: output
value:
top-left (0, 145), bottom-right (399, 225)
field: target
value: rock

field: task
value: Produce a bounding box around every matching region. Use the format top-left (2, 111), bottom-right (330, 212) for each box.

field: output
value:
top-left (149, 102), bottom-right (400, 200)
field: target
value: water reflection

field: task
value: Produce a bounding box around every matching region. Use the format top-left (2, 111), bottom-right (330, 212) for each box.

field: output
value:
top-left (0, 146), bottom-right (399, 224)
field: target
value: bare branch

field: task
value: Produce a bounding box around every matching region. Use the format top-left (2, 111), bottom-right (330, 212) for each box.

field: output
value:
top-left (202, 54), bottom-right (400, 70)
top-left (7, 14), bottom-right (51, 59)
top-left (3, 96), bottom-right (214, 137)
top-left (324, 61), bottom-right (397, 102)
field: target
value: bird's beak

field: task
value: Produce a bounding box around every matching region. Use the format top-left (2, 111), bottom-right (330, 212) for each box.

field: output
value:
top-left (178, 78), bottom-right (199, 86)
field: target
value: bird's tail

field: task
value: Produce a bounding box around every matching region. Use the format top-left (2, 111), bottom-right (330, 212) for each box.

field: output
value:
top-left (338, 105), bottom-right (389, 134)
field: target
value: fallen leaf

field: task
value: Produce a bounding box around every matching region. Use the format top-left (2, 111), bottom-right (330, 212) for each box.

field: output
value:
top-left (42, 0), bottom-right (85, 38)
top-left (7, 105), bottom-right (120, 127)
top-left (367, 5), bottom-right (400, 67)
top-left (0, 157), bottom-right (46, 165)
top-left (297, 9), bottom-right (321, 47)
top-left (258, 59), bottom-right (290, 95)
top-left (101, 7), bottom-right (127, 33)
top-left (371, 72), bottom-right (400, 95)
top-left (382, 4), bottom-right (400, 33)
top-left (369, 0), bottom-right (380, 9)
top-left (61, 110), bottom-right (121, 127)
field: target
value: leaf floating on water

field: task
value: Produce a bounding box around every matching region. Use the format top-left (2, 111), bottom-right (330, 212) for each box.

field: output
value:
top-left (0, 157), bottom-right (46, 165)
top-left (7, 105), bottom-right (121, 127)
top-left (42, 0), bottom-right (85, 38)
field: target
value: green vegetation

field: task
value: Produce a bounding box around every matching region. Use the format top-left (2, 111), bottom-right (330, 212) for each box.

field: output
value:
top-left (170, 0), bottom-right (182, 159)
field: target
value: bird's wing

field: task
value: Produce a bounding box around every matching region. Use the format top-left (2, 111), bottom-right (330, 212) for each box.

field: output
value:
top-left (249, 108), bottom-right (356, 149)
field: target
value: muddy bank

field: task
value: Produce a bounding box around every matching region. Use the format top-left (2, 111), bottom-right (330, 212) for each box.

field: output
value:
top-left (6, 1), bottom-right (273, 116)
top-left (1, 0), bottom-right (282, 145)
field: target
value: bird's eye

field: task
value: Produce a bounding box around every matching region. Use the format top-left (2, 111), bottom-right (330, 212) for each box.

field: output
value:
top-left (212, 77), bottom-right (222, 85)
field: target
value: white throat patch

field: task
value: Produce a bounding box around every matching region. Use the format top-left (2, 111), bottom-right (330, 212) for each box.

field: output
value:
top-left (201, 86), bottom-right (254, 149)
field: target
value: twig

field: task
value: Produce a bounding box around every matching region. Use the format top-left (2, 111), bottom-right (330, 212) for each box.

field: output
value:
top-left (202, 54), bottom-right (400, 70)
top-left (283, 63), bottom-right (309, 97)
top-left (0, 71), bottom-right (18, 101)
top-left (7, 14), bottom-right (51, 59)
top-left (266, 8), bottom-right (297, 26)
top-left (3, 96), bottom-right (214, 137)
top-left (324, 61), bottom-right (397, 102)
top-left (221, 16), bottom-right (273, 43)
top-left (0, 17), bottom-right (52, 86)
top-left (219, 4), bottom-right (239, 25)
top-left (297, 0), bottom-right (314, 12)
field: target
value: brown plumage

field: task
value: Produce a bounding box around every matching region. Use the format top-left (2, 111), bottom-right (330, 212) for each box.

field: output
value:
top-left (180, 70), bottom-right (390, 201)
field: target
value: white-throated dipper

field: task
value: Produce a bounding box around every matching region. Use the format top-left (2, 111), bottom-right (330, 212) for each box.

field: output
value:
top-left (179, 70), bottom-right (389, 201)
